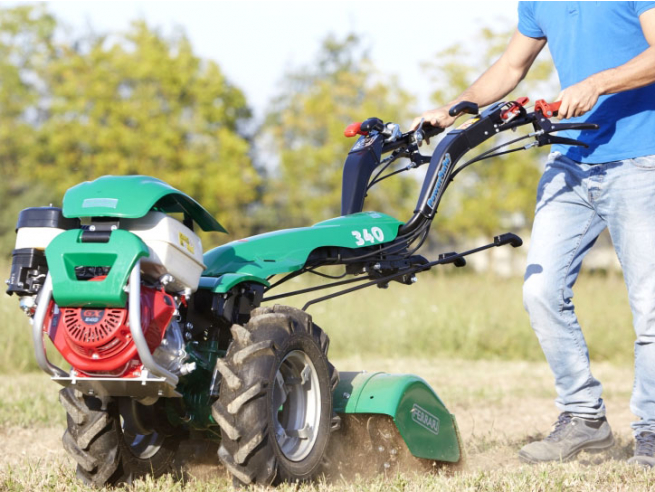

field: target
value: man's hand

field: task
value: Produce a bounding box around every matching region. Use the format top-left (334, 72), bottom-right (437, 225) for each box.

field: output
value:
top-left (410, 106), bottom-right (457, 132)
top-left (556, 76), bottom-right (601, 119)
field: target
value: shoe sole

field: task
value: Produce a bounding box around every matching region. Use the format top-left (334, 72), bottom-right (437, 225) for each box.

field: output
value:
top-left (627, 456), bottom-right (655, 468)
top-left (518, 433), bottom-right (615, 464)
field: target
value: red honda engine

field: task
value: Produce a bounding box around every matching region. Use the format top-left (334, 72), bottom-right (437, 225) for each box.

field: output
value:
top-left (45, 283), bottom-right (176, 375)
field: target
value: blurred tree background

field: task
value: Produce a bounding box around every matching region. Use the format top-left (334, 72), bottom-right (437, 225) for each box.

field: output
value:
top-left (261, 34), bottom-right (416, 228)
top-left (0, 4), bottom-right (557, 256)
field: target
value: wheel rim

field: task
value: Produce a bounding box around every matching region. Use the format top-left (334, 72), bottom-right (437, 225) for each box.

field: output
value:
top-left (272, 350), bottom-right (322, 462)
top-left (122, 429), bottom-right (165, 459)
top-left (119, 400), bottom-right (165, 460)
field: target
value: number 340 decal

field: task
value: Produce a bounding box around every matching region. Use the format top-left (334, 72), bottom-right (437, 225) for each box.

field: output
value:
top-left (351, 227), bottom-right (385, 246)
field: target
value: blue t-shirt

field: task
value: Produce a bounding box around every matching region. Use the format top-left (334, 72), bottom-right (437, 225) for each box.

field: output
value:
top-left (518, 1), bottom-right (655, 163)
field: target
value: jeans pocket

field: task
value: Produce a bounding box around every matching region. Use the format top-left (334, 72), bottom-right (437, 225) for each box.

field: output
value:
top-left (630, 155), bottom-right (655, 170)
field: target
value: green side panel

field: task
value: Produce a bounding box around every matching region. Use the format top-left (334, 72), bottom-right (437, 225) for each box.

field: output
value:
top-left (45, 229), bottom-right (149, 307)
top-left (198, 274), bottom-right (270, 293)
top-left (63, 175), bottom-right (226, 232)
top-left (333, 371), bottom-right (461, 463)
top-left (203, 212), bottom-right (403, 283)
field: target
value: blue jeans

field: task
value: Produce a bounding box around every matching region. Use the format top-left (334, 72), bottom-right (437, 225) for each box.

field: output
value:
top-left (523, 152), bottom-right (655, 435)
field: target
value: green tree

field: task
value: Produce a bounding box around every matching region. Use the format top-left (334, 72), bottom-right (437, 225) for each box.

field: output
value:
top-left (0, 6), bottom-right (260, 254)
top-left (422, 27), bottom-right (557, 242)
top-left (0, 6), bottom-right (59, 254)
top-left (262, 34), bottom-right (416, 229)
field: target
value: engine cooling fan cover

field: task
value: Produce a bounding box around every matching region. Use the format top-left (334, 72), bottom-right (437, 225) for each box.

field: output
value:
top-left (62, 308), bottom-right (130, 359)
top-left (45, 284), bottom-right (176, 373)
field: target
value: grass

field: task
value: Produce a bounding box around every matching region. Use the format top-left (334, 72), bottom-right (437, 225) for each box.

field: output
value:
top-left (0, 262), bottom-right (643, 490)
top-left (3, 465), bottom-right (655, 492)
top-left (0, 360), bottom-right (648, 491)
top-left (0, 263), bottom-right (635, 374)
top-left (261, 267), bottom-right (634, 364)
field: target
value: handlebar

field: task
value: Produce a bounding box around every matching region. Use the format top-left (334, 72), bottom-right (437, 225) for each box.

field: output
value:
top-left (381, 97), bottom-right (598, 154)
top-left (381, 125), bottom-right (445, 153)
top-left (342, 96), bottom-right (600, 238)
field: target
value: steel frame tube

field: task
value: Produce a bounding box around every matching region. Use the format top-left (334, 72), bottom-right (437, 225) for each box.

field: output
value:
top-left (32, 274), bottom-right (68, 377)
top-left (128, 261), bottom-right (179, 385)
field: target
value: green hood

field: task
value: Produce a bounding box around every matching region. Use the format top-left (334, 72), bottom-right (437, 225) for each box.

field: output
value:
top-left (63, 175), bottom-right (226, 232)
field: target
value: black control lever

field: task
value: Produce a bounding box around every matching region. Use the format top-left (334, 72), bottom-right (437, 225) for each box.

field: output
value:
top-left (546, 122), bottom-right (599, 132)
top-left (535, 116), bottom-right (600, 134)
top-left (449, 101), bottom-right (479, 117)
top-left (533, 117), bottom-right (599, 148)
top-left (538, 134), bottom-right (589, 148)
top-left (494, 233), bottom-right (523, 248)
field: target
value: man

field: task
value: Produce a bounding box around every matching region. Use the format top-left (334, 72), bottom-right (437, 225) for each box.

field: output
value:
top-left (412, 2), bottom-right (655, 466)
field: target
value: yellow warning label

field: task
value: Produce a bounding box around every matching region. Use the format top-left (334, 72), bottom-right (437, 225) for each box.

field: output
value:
top-left (456, 117), bottom-right (480, 130)
top-left (179, 232), bottom-right (194, 254)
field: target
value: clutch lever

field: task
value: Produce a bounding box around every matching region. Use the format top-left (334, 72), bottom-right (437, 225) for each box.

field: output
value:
top-left (533, 115), bottom-right (598, 148)
top-left (534, 115), bottom-right (599, 135)
top-left (537, 134), bottom-right (589, 148)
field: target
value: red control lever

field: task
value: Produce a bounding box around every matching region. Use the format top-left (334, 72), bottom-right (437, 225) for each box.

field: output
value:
top-left (501, 96), bottom-right (530, 121)
top-left (344, 122), bottom-right (368, 138)
top-left (535, 99), bottom-right (561, 118)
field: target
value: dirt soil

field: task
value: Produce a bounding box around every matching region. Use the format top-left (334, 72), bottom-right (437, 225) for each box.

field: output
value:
top-left (0, 358), bottom-right (638, 481)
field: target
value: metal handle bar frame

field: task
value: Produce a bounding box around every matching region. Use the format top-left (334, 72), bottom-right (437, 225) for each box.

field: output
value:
top-left (31, 261), bottom-right (179, 387)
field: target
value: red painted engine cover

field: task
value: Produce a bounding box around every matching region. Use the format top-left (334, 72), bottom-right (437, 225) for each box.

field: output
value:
top-left (45, 284), bottom-right (176, 374)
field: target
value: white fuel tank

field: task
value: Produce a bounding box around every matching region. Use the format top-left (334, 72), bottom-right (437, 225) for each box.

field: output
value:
top-left (121, 211), bottom-right (205, 293)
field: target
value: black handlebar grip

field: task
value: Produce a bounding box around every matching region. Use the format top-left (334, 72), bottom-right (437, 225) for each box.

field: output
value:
top-left (494, 233), bottom-right (523, 248)
top-left (423, 125), bottom-right (445, 139)
top-left (449, 101), bottom-right (479, 117)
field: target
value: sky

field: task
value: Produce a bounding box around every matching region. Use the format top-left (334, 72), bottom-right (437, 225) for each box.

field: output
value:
top-left (42, 1), bottom-right (520, 121)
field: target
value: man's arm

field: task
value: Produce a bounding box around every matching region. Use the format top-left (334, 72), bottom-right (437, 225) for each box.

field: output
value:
top-left (411, 30), bottom-right (546, 131)
top-left (558, 8), bottom-right (655, 119)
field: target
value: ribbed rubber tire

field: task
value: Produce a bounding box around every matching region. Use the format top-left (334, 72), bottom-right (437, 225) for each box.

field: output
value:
top-left (59, 388), bottom-right (180, 487)
top-left (212, 305), bottom-right (339, 486)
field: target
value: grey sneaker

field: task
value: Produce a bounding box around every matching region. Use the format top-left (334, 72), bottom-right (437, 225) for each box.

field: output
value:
top-left (627, 432), bottom-right (655, 468)
top-left (519, 412), bottom-right (614, 463)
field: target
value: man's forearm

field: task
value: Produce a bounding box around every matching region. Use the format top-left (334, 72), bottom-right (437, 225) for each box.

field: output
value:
top-left (450, 58), bottom-right (526, 109)
top-left (411, 30), bottom-right (545, 130)
top-left (591, 46), bottom-right (655, 95)
top-left (558, 9), bottom-right (655, 120)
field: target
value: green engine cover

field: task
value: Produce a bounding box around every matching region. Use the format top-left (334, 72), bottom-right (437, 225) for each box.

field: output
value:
top-left (45, 229), bottom-right (149, 307)
top-left (63, 175), bottom-right (226, 232)
top-left (333, 372), bottom-right (461, 463)
top-left (202, 212), bottom-right (403, 292)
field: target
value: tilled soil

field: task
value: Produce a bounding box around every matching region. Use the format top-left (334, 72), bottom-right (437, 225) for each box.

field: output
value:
top-left (0, 359), bottom-right (639, 483)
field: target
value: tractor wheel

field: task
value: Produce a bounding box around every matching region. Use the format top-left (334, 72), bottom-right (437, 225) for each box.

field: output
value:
top-left (212, 305), bottom-right (339, 485)
top-left (59, 388), bottom-right (181, 487)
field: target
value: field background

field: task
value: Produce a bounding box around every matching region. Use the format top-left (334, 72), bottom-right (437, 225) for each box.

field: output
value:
top-left (3, 265), bottom-right (653, 491)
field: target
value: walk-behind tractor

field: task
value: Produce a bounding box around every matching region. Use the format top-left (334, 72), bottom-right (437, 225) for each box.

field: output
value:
top-left (6, 98), bottom-right (597, 487)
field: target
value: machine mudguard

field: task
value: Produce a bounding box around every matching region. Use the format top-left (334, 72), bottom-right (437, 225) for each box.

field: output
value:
top-left (333, 371), bottom-right (461, 463)
top-left (202, 211), bottom-right (403, 289)
top-left (62, 175), bottom-right (226, 232)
